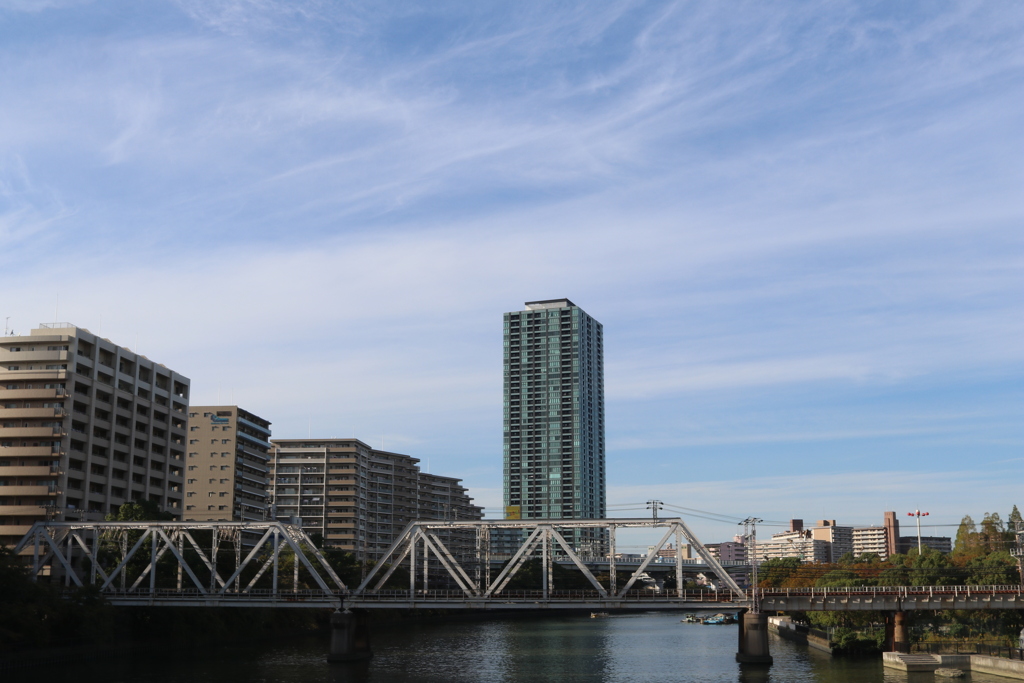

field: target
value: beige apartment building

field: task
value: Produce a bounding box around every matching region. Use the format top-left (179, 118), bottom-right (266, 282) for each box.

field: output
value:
top-left (811, 520), bottom-right (854, 562)
top-left (184, 406), bottom-right (271, 522)
top-left (0, 323), bottom-right (190, 547)
top-left (269, 438), bottom-right (482, 563)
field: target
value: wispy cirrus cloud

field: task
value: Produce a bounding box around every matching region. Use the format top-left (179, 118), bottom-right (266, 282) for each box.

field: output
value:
top-left (0, 1), bottom-right (1021, 528)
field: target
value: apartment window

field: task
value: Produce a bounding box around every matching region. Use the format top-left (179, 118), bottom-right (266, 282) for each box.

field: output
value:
top-left (187, 479), bottom-right (196, 484)
top-left (219, 492), bottom-right (227, 497)
top-left (208, 478), bottom-right (216, 484)
top-left (188, 465), bottom-right (196, 471)
top-left (187, 492), bottom-right (195, 497)
top-left (208, 492), bottom-right (215, 497)
top-left (218, 505), bottom-right (228, 511)
top-left (220, 478), bottom-right (229, 484)
top-left (190, 426), bottom-right (198, 431)
top-left (189, 439), bottom-right (198, 444)
top-left (186, 505), bottom-right (195, 510)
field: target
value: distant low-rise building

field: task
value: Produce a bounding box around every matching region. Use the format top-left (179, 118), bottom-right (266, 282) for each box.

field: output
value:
top-left (852, 526), bottom-right (889, 560)
top-left (852, 512), bottom-right (901, 560)
top-left (812, 520), bottom-right (853, 562)
top-left (755, 527), bottom-right (830, 564)
top-left (899, 536), bottom-right (952, 554)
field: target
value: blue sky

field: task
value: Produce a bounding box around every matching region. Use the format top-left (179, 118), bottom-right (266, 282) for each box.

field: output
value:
top-left (1, 1), bottom-right (1021, 542)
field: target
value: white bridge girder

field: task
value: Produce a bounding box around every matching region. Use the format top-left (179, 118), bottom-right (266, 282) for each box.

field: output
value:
top-left (13, 521), bottom-right (347, 607)
top-left (354, 517), bottom-right (745, 600)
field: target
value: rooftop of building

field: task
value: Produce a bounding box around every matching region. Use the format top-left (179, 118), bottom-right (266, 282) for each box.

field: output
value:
top-left (523, 299), bottom-right (575, 310)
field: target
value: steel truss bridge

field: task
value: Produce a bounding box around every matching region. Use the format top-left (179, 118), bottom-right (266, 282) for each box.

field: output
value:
top-left (14, 519), bottom-right (1024, 612)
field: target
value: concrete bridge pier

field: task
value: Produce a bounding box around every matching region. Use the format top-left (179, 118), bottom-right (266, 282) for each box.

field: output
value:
top-left (327, 609), bottom-right (372, 662)
top-left (884, 611), bottom-right (909, 653)
top-left (735, 609), bottom-right (773, 665)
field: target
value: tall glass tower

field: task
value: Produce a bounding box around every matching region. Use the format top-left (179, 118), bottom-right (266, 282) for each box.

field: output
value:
top-left (503, 299), bottom-right (605, 551)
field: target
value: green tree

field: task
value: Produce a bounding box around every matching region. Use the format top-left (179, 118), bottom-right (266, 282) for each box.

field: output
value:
top-left (757, 557), bottom-right (802, 587)
top-left (909, 547), bottom-right (960, 585)
top-left (814, 569), bottom-right (868, 588)
top-left (980, 512), bottom-right (1005, 552)
top-left (954, 515), bottom-right (979, 555)
top-left (105, 499), bottom-right (174, 522)
top-left (965, 551), bottom-right (1019, 585)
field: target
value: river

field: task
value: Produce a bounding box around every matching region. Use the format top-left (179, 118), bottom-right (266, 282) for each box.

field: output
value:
top-left (28, 611), bottom-right (1013, 682)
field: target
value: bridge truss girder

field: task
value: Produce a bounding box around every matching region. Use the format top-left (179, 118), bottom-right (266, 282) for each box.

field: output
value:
top-left (354, 517), bottom-right (744, 599)
top-left (13, 521), bottom-right (347, 606)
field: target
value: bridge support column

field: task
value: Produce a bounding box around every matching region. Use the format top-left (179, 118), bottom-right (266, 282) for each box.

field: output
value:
top-left (884, 611), bottom-right (909, 653)
top-left (327, 609), bottom-right (372, 662)
top-left (735, 609), bottom-right (773, 665)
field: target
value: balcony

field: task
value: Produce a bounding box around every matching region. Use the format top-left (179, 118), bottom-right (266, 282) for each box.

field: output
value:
top-left (0, 426), bottom-right (64, 439)
top-left (0, 505), bottom-right (53, 515)
top-left (0, 466), bottom-right (58, 477)
top-left (0, 485), bottom-right (59, 497)
top-left (0, 388), bottom-right (66, 400)
top-left (0, 408), bottom-right (64, 419)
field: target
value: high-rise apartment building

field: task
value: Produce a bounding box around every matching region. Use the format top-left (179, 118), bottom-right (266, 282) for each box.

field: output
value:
top-left (184, 406), bottom-right (271, 522)
top-left (503, 299), bottom-right (605, 551)
top-left (0, 324), bottom-right (190, 547)
top-left (268, 438), bottom-right (481, 563)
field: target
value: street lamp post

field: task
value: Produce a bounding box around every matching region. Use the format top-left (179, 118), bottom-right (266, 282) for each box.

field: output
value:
top-left (907, 510), bottom-right (929, 553)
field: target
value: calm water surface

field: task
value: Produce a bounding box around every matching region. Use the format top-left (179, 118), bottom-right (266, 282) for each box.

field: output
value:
top-left (27, 612), bottom-right (1014, 683)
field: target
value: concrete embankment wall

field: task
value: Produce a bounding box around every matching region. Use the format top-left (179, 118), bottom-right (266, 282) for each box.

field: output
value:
top-left (767, 616), bottom-right (833, 654)
top-left (883, 652), bottom-right (1024, 679)
top-left (962, 655), bottom-right (1024, 680)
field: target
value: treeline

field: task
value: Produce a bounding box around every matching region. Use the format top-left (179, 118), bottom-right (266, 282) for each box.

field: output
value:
top-left (757, 506), bottom-right (1024, 648)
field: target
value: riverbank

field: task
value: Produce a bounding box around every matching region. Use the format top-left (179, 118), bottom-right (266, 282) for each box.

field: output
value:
top-left (883, 652), bottom-right (1024, 680)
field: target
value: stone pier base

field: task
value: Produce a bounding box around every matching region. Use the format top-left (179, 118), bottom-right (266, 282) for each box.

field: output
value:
top-left (327, 609), bottom-right (372, 662)
top-left (736, 610), bottom-right (773, 665)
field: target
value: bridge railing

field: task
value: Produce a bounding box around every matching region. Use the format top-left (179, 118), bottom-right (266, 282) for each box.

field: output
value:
top-left (758, 585), bottom-right (1024, 598)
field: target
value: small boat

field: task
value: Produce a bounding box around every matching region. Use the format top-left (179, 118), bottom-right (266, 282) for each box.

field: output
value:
top-left (590, 612), bottom-right (609, 618)
top-left (681, 614), bottom-right (699, 623)
top-left (702, 613), bottom-right (736, 625)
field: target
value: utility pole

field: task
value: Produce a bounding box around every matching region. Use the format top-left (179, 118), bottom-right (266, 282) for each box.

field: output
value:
top-left (907, 510), bottom-right (929, 553)
top-left (646, 500), bottom-right (663, 523)
top-left (1012, 520), bottom-right (1023, 589)
top-left (739, 517), bottom-right (762, 613)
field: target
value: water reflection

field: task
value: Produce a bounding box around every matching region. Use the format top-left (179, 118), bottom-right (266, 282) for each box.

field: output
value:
top-left (39, 611), bottom-right (896, 683)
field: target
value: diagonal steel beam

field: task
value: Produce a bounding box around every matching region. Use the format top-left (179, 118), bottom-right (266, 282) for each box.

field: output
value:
top-left (355, 521), bottom-right (418, 595)
top-left (550, 528), bottom-right (608, 597)
top-left (616, 524), bottom-right (676, 597)
top-left (424, 531), bottom-right (477, 596)
top-left (218, 526), bottom-right (278, 593)
top-left (154, 528), bottom-right (208, 594)
top-left (372, 537), bottom-right (414, 591)
top-left (38, 526), bottom-right (83, 587)
top-left (487, 526), bottom-right (545, 597)
top-left (673, 518), bottom-right (744, 595)
top-left (70, 530), bottom-right (109, 585)
top-left (101, 529), bottom-right (153, 591)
